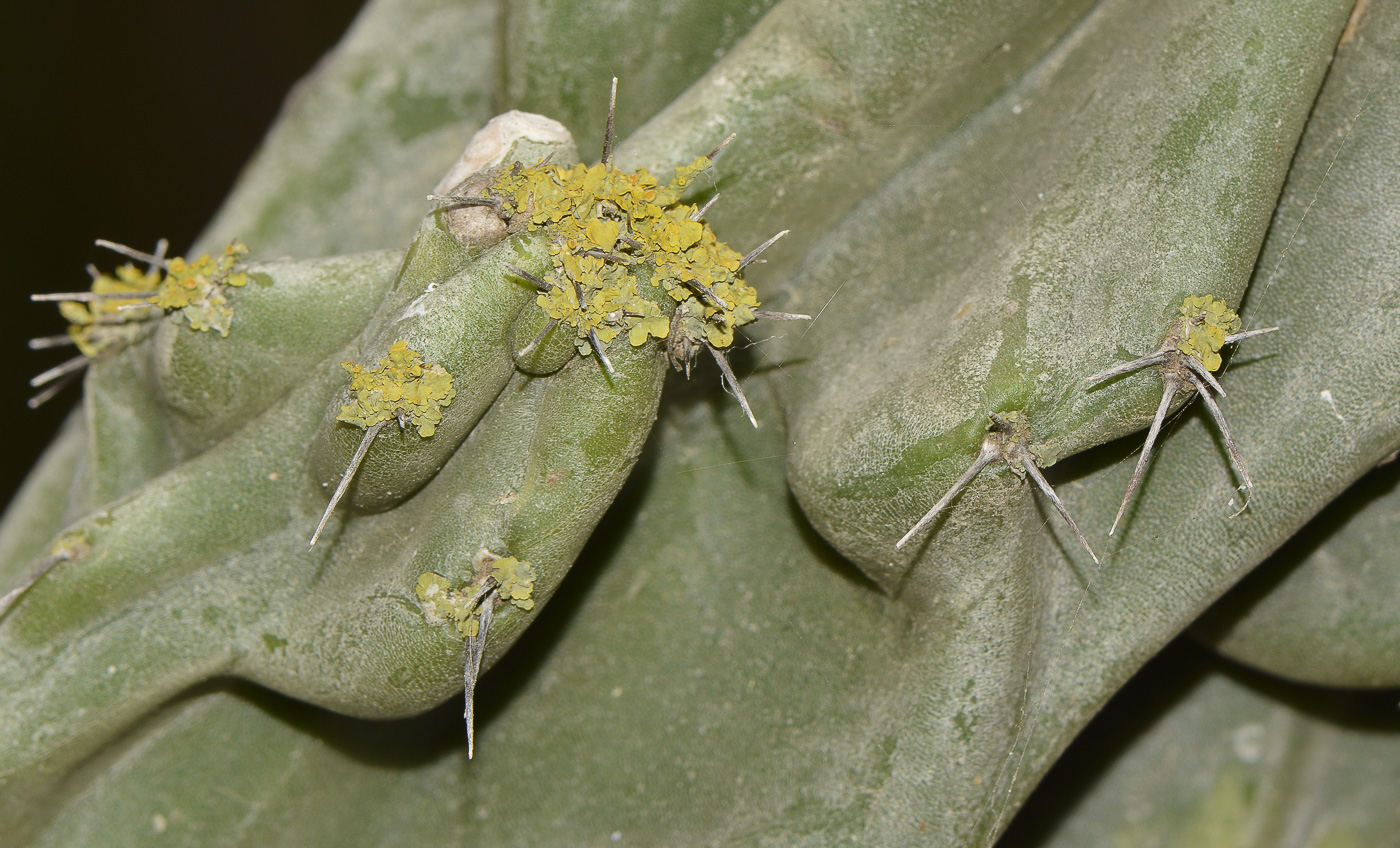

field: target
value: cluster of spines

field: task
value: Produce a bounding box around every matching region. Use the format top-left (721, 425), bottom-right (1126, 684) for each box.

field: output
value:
top-left (28, 239), bottom-right (251, 408)
top-left (415, 554), bottom-right (537, 757)
top-left (899, 295), bottom-right (1277, 556)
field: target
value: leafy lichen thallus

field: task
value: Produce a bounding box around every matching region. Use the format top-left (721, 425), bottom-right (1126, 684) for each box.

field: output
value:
top-left (1086, 295), bottom-right (1277, 534)
top-left (897, 411), bottom-right (1099, 563)
top-left (434, 77), bottom-right (809, 428)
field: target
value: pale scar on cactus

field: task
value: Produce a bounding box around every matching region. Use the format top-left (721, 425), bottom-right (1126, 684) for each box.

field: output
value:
top-left (310, 340), bottom-right (456, 546)
top-left (28, 238), bottom-right (252, 408)
top-left (897, 411), bottom-right (1098, 563)
top-left (431, 78), bottom-right (809, 427)
top-left (1087, 294), bottom-right (1278, 535)
top-left (415, 552), bottom-right (536, 758)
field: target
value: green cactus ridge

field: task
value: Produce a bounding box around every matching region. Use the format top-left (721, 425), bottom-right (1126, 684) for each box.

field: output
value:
top-left (5, 0), bottom-right (1400, 843)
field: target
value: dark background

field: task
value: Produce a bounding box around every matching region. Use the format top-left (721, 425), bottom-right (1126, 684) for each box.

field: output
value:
top-left (1, 0), bottom-right (367, 513)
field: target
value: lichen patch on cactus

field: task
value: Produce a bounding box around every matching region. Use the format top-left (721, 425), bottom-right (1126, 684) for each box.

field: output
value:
top-left (1177, 294), bottom-right (1243, 371)
top-left (414, 572), bottom-right (484, 638)
top-left (58, 264), bottom-right (162, 358)
top-left (28, 239), bottom-right (254, 408)
top-left (433, 82), bottom-right (807, 425)
top-left (148, 241), bottom-right (251, 336)
top-left (490, 556), bottom-right (536, 611)
top-left (414, 552), bottom-right (537, 758)
top-left (311, 341), bottom-right (457, 547)
top-left (488, 155), bottom-right (762, 362)
top-left (337, 340), bottom-right (457, 438)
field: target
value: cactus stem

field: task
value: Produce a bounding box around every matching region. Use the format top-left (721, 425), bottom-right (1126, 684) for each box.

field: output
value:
top-left (707, 345), bottom-right (757, 428)
top-left (94, 238), bottom-right (170, 270)
top-left (1110, 373), bottom-right (1180, 536)
top-left (690, 193), bottom-right (720, 221)
top-left (601, 76), bottom-right (619, 167)
top-left (505, 264), bottom-right (554, 292)
top-left (739, 230), bottom-right (789, 270)
top-left (310, 419), bottom-right (388, 547)
top-left (29, 355), bottom-right (89, 388)
top-left (518, 318), bottom-right (560, 358)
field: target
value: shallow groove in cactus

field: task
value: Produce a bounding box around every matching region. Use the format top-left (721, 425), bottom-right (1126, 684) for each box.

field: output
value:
top-left (4, 0), bottom-right (1400, 845)
top-left (1001, 640), bottom-right (1400, 846)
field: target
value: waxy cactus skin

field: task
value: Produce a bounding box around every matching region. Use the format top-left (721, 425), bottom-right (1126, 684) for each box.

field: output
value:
top-left (4, 0), bottom-right (1400, 845)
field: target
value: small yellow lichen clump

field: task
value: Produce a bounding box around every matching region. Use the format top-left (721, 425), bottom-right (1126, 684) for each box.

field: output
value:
top-left (338, 340), bottom-right (456, 437)
top-left (1176, 295), bottom-right (1242, 371)
top-left (488, 156), bottom-right (760, 360)
top-left (414, 556), bottom-right (537, 638)
top-left (150, 242), bottom-right (251, 336)
top-left (490, 556), bottom-right (536, 611)
top-left (415, 572), bottom-right (484, 638)
top-left (53, 240), bottom-right (252, 358)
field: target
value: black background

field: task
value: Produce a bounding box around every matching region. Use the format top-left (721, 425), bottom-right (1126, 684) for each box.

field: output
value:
top-left (1, 0), bottom-right (367, 513)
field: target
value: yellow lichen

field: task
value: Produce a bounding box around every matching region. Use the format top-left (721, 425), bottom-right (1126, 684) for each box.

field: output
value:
top-left (1177, 295), bottom-right (1242, 371)
top-left (48, 240), bottom-right (253, 358)
top-left (338, 340), bottom-right (456, 437)
top-left (414, 571), bottom-right (482, 638)
top-left (414, 556), bottom-right (537, 640)
top-left (487, 153), bottom-right (761, 361)
top-left (490, 557), bottom-right (537, 611)
top-left (149, 241), bottom-right (251, 336)
top-left (59, 264), bottom-right (162, 358)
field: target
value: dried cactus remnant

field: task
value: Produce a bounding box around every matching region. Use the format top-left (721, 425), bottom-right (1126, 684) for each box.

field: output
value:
top-left (1087, 295), bottom-right (1278, 534)
top-left (310, 341), bottom-right (456, 546)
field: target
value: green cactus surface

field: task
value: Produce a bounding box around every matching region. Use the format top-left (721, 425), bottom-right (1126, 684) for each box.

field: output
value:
top-left (3, 0), bottom-right (1399, 845)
